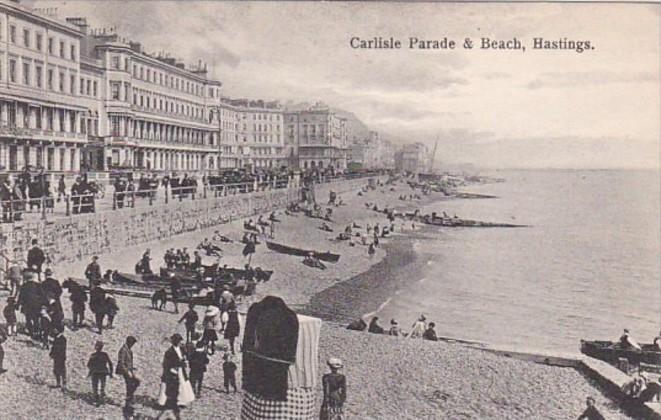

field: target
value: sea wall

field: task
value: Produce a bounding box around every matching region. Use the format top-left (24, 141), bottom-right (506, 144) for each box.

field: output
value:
top-left (0, 187), bottom-right (298, 268)
top-left (0, 177), bottom-right (377, 270)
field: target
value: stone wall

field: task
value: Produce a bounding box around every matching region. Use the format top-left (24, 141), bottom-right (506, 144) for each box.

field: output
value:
top-left (0, 177), bottom-right (377, 270)
top-left (0, 187), bottom-right (298, 268)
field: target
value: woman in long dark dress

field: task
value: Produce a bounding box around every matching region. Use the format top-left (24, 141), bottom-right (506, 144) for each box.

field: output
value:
top-left (320, 358), bottom-right (346, 420)
top-left (223, 302), bottom-right (240, 354)
top-left (157, 334), bottom-right (186, 420)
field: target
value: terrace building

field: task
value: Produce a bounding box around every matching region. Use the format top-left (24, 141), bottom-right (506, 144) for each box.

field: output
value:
top-left (79, 25), bottom-right (222, 172)
top-left (284, 103), bottom-right (348, 171)
top-left (0, 2), bottom-right (88, 173)
top-left (218, 97), bottom-right (284, 170)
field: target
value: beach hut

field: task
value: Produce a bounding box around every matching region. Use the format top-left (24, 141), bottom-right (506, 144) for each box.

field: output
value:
top-left (241, 296), bottom-right (321, 419)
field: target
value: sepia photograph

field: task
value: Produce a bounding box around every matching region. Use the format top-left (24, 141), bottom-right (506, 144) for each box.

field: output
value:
top-left (0, 0), bottom-right (658, 419)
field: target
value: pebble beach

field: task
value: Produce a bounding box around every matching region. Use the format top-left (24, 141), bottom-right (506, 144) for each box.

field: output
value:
top-left (0, 180), bottom-right (633, 419)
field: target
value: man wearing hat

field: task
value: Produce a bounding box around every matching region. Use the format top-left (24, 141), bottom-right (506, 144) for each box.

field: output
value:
top-left (42, 268), bottom-right (62, 301)
top-left (87, 340), bottom-right (114, 406)
top-left (17, 271), bottom-right (45, 338)
top-left (117, 336), bottom-right (140, 413)
top-left (159, 333), bottom-right (187, 419)
top-left (85, 256), bottom-right (102, 288)
top-left (49, 325), bottom-right (67, 391)
top-left (26, 239), bottom-right (46, 280)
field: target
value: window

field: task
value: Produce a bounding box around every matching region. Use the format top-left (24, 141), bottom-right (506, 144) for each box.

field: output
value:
top-left (48, 37), bottom-right (54, 54)
top-left (139, 67), bottom-right (143, 79)
top-left (146, 68), bottom-right (150, 81)
top-left (133, 64), bottom-right (137, 77)
top-left (35, 65), bottom-right (42, 88)
top-left (111, 56), bottom-right (120, 70)
top-left (9, 25), bottom-right (16, 43)
top-left (36, 33), bottom-right (42, 51)
top-left (70, 75), bottom-right (75, 94)
top-left (79, 77), bottom-right (84, 94)
top-left (70, 149), bottom-right (75, 171)
top-left (86, 79), bottom-right (91, 95)
top-left (124, 58), bottom-right (129, 71)
top-left (111, 82), bottom-right (120, 100)
top-left (23, 29), bottom-right (30, 47)
top-left (70, 45), bottom-right (76, 61)
top-left (59, 41), bottom-right (65, 58)
top-left (124, 83), bottom-right (129, 102)
top-left (133, 93), bottom-right (137, 104)
top-left (47, 69), bottom-right (53, 90)
top-left (59, 72), bottom-right (65, 91)
top-left (22, 62), bottom-right (30, 85)
top-left (93, 81), bottom-right (97, 97)
top-left (9, 59), bottom-right (16, 83)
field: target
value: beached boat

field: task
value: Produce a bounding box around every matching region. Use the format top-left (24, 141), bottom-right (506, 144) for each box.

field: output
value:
top-left (422, 215), bottom-right (526, 228)
top-left (266, 241), bottom-right (341, 263)
top-left (201, 264), bottom-right (274, 282)
top-left (580, 340), bottom-right (661, 366)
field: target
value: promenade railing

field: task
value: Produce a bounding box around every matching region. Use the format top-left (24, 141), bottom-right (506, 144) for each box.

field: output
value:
top-left (0, 172), bottom-right (380, 224)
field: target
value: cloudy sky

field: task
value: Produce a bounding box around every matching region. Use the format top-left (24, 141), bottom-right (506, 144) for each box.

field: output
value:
top-left (31, 1), bottom-right (660, 169)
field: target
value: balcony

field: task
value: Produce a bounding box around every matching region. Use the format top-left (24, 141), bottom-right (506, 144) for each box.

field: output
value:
top-left (0, 126), bottom-right (88, 142)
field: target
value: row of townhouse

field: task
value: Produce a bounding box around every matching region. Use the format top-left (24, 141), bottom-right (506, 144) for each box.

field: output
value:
top-left (0, 1), bottom-right (365, 176)
top-left (0, 1), bottom-right (221, 176)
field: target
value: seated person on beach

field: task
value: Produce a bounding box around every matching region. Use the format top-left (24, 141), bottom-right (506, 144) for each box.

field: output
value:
top-left (409, 315), bottom-right (427, 339)
top-left (303, 253), bottom-right (326, 269)
top-left (269, 212), bottom-right (280, 222)
top-left (577, 397), bottom-right (605, 420)
top-left (368, 317), bottom-right (385, 334)
top-left (388, 319), bottom-right (402, 336)
top-left (618, 329), bottom-right (642, 350)
top-left (321, 223), bottom-right (333, 232)
top-left (637, 377), bottom-right (661, 403)
top-left (347, 318), bottom-right (367, 331)
top-left (423, 322), bottom-right (439, 341)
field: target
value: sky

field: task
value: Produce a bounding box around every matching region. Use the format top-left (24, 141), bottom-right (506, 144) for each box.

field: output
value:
top-left (30, 1), bottom-right (660, 169)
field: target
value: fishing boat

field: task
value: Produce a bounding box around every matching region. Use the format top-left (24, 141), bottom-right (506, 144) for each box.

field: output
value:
top-left (421, 214), bottom-right (526, 228)
top-left (580, 340), bottom-right (661, 366)
top-left (201, 264), bottom-right (274, 282)
top-left (266, 241), bottom-right (341, 263)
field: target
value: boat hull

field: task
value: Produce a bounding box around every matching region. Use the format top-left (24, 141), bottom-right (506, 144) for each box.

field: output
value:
top-left (266, 241), bottom-right (340, 263)
top-left (580, 340), bottom-right (661, 366)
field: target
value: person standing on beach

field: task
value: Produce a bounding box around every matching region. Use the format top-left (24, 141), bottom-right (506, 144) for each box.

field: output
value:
top-left (26, 239), bottom-right (46, 280)
top-left (87, 340), bottom-right (114, 406)
top-left (69, 281), bottom-right (87, 328)
top-left (320, 358), bottom-right (346, 420)
top-left (169, 273), bottom-right (182, 314)
top-left (85, 256), bottom-right (102, 288)
top-left (178, 303), bottom-right (199, 343)
top-left (49, 326), bottom-right (66, 391)
top-left (188, 341), bottom-right (209, 398)
top-left (224, 301), bottom-right (240, 354)
top-left (222, 352), bottom-right (237, 393)
top-left (117, 336), bottom-right (140, 414)
top-left (0, 325), bottom-right (7, 374)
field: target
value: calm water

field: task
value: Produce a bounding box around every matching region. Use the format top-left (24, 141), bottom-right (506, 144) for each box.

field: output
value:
top-left (374, 170), bottom-right (660, 353)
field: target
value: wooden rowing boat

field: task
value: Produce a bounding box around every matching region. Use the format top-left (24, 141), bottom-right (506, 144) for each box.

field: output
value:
top-left (266, 241), bottom-right (341, 263)
top-left (580, 340), bottom-right (661, 366)
top-left (422, 215), bottom-right (526, 228)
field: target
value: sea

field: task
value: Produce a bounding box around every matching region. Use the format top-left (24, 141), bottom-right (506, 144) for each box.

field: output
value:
top-left (373, 169), bottom-right (660, 354)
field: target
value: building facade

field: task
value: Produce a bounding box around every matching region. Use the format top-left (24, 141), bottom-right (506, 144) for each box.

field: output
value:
top-left (394, 142), bottom-right (428, 173)
top-left (0, 2), bottom-right (88, 173)
top-left (80, 26), bottom-right (222, 173)
top-left (284, 103), bottom-right (348, 171)
top-left (217, 97), bottom-right (284, 170)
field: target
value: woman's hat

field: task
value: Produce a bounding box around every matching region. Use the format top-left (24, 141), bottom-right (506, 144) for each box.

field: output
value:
top-left (206, 306), bottom-right (220, 316)
top-left (327, 357), bottom-right (343, 369)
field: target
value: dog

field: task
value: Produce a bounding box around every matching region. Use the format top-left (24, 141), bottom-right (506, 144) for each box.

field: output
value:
top-left (151, 288), bottom-right (168, 311)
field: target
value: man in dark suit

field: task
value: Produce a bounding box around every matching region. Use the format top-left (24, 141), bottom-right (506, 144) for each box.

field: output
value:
top-left (27, 239), bottom-right (46, 280)
top-left (42, 268), bottom-right (62, 301)
top-left (17, 271), bottom-right (45, 338)
top-left (49, 326), bottom-right (67, 391)
top-left (85, 256), bottom-right (101, 288)
top-left (117, 336), bottom-right (140, 413)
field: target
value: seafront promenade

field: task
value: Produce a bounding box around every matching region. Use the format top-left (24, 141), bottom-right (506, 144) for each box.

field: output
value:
top-left (0, 175), bottom-right (641, 419)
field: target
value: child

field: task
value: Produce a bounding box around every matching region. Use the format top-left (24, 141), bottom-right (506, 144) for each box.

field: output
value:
top-left (105, 294), bottom-right (119, 329)
top-left (202, 306), bottom-right (220, 355)
top-left (178, 303), bottom-right (199, 343)
top-left (222, 352), bottom-right (237, 393)
top-left (189, 341), bottom-right (209, 398)
top-left (49, 326), bottom-right (67, 391)
top-left (87, 340), bottom-right (114, 406)
top-left (39, 306), bottom-right (51, 349)
top-left (3, 297), bottom-right (17, 337)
